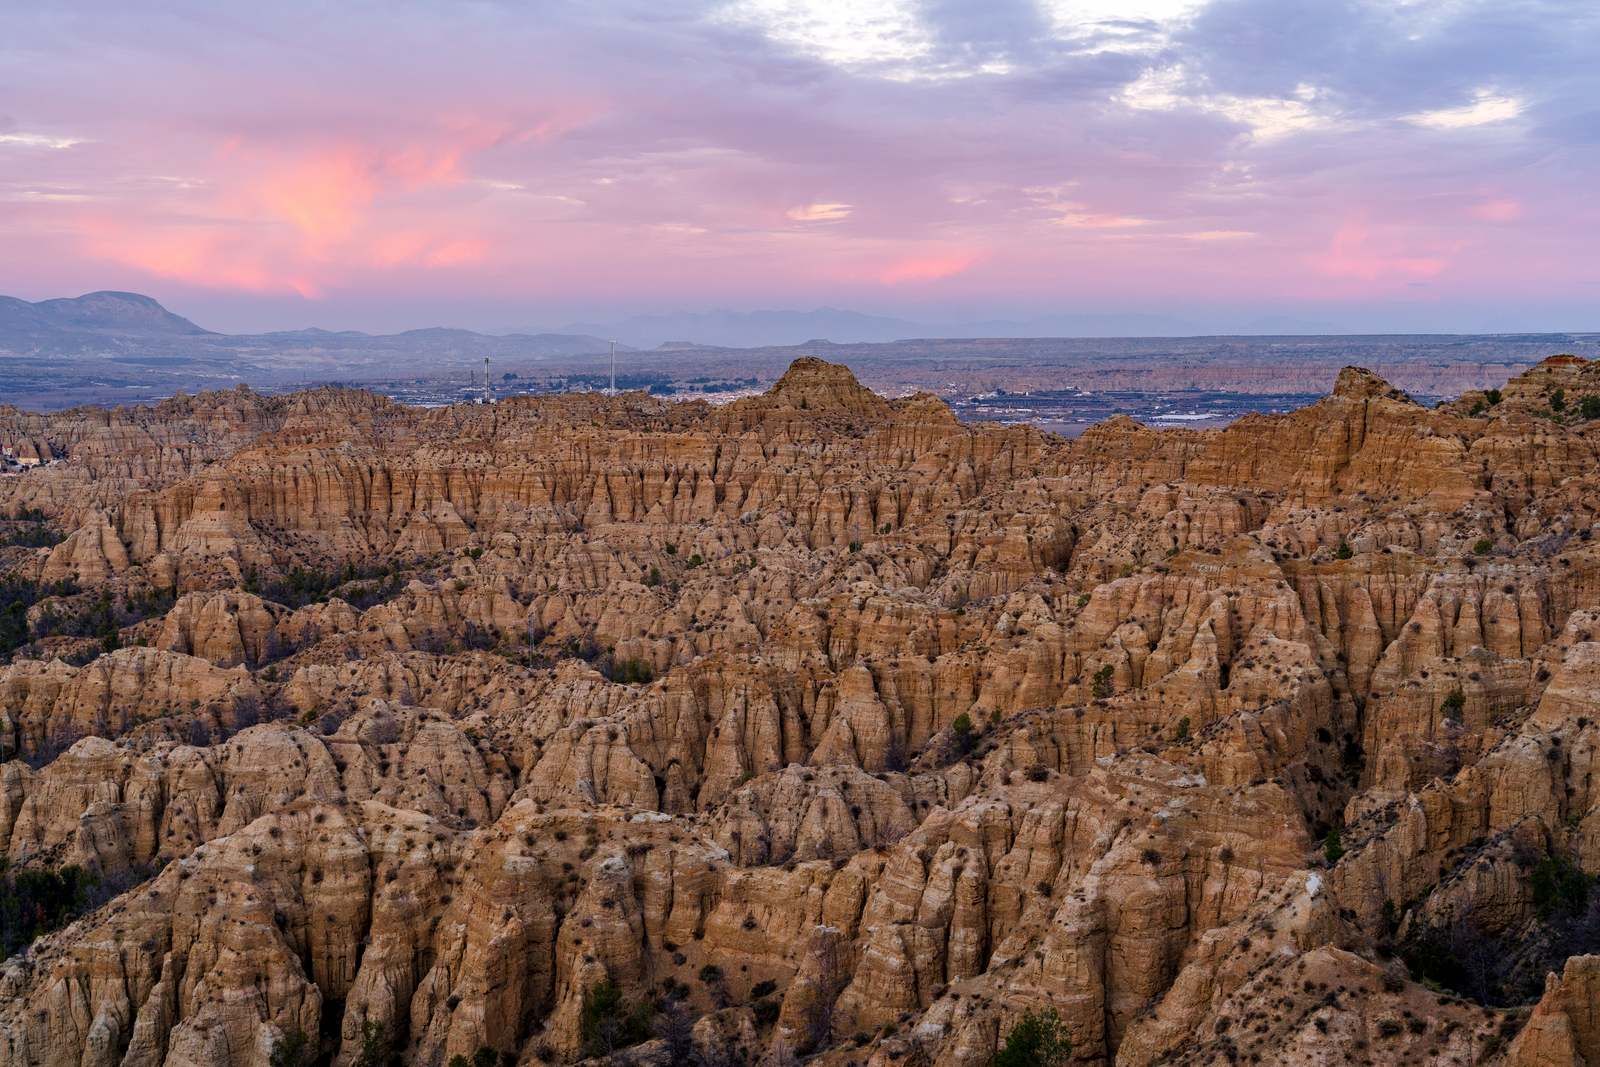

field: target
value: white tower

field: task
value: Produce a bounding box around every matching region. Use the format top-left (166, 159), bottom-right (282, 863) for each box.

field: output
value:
top-left (483, 356), bottom-right (492, 404)
top-left (609, 340), bottom-right (617, 395)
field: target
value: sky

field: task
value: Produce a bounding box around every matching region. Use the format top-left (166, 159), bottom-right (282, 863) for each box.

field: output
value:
top-left (1, 0), bottom-right (1597, 334)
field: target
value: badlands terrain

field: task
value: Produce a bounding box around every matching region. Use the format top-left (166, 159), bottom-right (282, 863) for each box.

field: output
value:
top-left (3, 354), bottom-right (1600, 1066)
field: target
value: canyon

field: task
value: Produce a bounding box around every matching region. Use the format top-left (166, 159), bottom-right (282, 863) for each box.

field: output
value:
top-left (2, 354), bottom-right (1600, 1066)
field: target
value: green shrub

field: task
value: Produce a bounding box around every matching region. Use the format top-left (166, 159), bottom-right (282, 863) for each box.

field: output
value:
top-left (1485, 388), bottom-right (1502, 406)
top-left (993, 1007), bottom-right (1070, 1067)
top-left (1532, 853), bottom-right (1592, 918)
top-left (605, 657), bottom-right (654, 684)
top-left (951, 713), bottom-right (977, 756)
top-left (1323, 827), bottom-right (1345, 865)
top-left (1441, 689), bottom-right (1465, 717)
top-left (0, 861), bottom-right (99, 957)
top-left (270, 1028), bottom-right (313, 1067)
top-left (1581, 395), bottom-right (1600, 421)
top-left (1092, 664), bottom-right (1115, 700)
top-left (580, 979), bottom-right (654, 1056)
top-left (1174, 716), bottom-right (1190, 742)
top-left (354, 1021), bottom-right (392, 1067)
top-left (1552, 388), bottom-right (1566, 412)
top-left (1335, 539), bottom-right (1353, 560)
top-left (1473, 538), bottom-right (1493, 555)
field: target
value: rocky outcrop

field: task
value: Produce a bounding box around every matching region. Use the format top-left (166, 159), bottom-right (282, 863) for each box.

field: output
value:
top-left (3, 356), bottom-right (1600, 1066)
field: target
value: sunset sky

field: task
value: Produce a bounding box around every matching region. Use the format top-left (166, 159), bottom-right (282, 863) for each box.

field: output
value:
top-left (2, 0), bottom-right (1596, 333)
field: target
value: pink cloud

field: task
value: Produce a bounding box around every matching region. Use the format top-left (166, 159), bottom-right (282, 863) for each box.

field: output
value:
top-left (78, 217), bottom-right (322, 297)
top-left (67, 115), bottom-right (579, 296)
top-left (878, 251), bottom-right (982, 285)
top-left (1313, 220), bottom-right (1448, 282)
top-left (1470, 198), bottom-right (1523, 223)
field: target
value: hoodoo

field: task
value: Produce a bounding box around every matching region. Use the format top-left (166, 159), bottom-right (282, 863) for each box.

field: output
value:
top-left (2, 357), bottom-right (1600, 1066)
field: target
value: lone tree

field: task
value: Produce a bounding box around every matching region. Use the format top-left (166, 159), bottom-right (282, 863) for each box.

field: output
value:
top-left (994, 1008), bottom-right (1071, 1067)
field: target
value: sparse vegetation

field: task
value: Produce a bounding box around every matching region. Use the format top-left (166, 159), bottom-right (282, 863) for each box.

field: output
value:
top-left (579, 978), bottom-right (654, 1056)
top-left (0, 514), bottom-right (64, 548)
top-left (246, 562), bottom-right (401, 610)
top-left (1, 576), bottom-right (87, 660)
top-left (993, 1007), bottom-right (1071, 1067)
top-left (270, 1028), bottom-right (314, 1067)
top-left (354, 1020), bottom-right (393, 1067)
top-left (1323, 827), bottom-right (1345, 865)
top-left (0, 861), bottom-right (99, 958)
top-left (603, 657), bottom-right (655, 685)
top-left (951, 712), bottom-right (977, 756)
top-left (1092, 664), bottom-right (1115, 700)
top-left (1532, 852), bottom-right (1592, 918)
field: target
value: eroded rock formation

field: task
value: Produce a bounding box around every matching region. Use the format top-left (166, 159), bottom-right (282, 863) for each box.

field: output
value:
top-left (3, 354), bottom-right (1600, 1066)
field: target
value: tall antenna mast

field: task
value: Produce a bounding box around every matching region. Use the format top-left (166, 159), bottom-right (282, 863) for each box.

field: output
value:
top-left (483, 355), bottom-right (492, 404)
top-left (609, 340), bottom-right (617, 395)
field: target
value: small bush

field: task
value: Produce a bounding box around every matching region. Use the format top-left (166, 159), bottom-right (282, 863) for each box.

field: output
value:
top-left (1472, 538), bottom-right (1493, 556)
top-left (1092, 664), bottom-right (1114, 700)
top-left (1532, 852), bottom-right (1592, 918)
top-left (994, 1007), bottom-right (1071, 1067)
top-left (1335, 540), bottom-right (1353, 560)
top-left (1323, 827), bottom-right (1345, 865)
top-left (604, 657), bottom-right (654, 685)
top-left (270, 1028), bottom-right (313, 1067)
top-left (951, 713), bottom-right (977, 756)
top-left (579, 979), bottom-right (653, 1056)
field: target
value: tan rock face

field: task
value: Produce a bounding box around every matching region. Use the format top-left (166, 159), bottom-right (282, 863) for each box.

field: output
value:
top-left (3, 356), bottom-right (1600, 1067)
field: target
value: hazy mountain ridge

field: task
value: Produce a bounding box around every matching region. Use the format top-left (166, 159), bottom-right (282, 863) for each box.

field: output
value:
top-left (0, 291), bottom-right (618, 365)
top-left (4, 290), bottom-right (1598, 412)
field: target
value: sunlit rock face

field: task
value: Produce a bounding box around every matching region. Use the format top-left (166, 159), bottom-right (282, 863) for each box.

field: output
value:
top-left (3, 355), bottom-right (1600, 1067)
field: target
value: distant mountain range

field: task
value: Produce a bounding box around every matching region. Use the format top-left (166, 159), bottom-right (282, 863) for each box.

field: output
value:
top-left (0, 291), bottom-right (620, 368)
top-left (1, 293), bottom-right (1352, 371)
top-left (6, 290), bottom-right (1593, 414)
